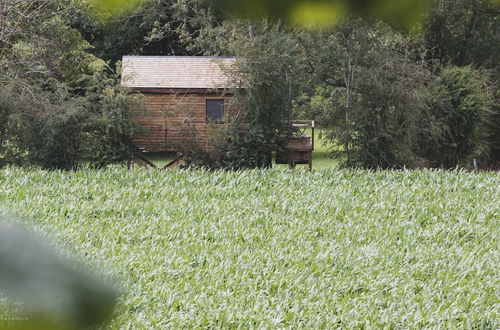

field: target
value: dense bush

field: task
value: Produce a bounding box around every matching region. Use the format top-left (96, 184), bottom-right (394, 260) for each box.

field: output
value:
top-left (298, 22), bottom-right (436, 169)
top-left (0, 72), bottom-right (135, 169)
top-left (426, 66), bottom-right (494, 168)
top-left (185, 122), bottom-right (275, 170)
top-left (0, 82), bottom-right (84, 169)
top-left (488, 91), bottom-right (500, 164)
top-left (0, 0), bottom-right (137, 170)
top-left (345, 53), bottom-right (433, 169)
top-left (293, 19), bottom-right (497, 170)
top-left (182, 22), bottom-right (309, 169)
top-left (0, 86), bottom-right (28, 167)
top-left (78, 69), bottom-right (138, 168)
top-left (303, 64), bottom-right (495, 169)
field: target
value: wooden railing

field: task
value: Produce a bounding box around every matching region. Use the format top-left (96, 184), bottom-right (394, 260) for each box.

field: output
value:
top-left (276, 120), bottom-right (315, 170)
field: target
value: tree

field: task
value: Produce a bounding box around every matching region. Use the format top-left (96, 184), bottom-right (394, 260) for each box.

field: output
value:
top-left (295, 19), bottom-right (438, 168)
top-left (425, 66), bottom-right (494, 168)
top-left (69, 0), bottom-right (219, 63)
top-left (426, 0), bottom-right (500, 166)
top-left (425, 0), bottom-right (500, 70)
top-left (0, 0), bottom-right (136, 169)
top-left (185, 20), bottom-right (312, 169)
top-left (294, 7), bottom-right (499, 169)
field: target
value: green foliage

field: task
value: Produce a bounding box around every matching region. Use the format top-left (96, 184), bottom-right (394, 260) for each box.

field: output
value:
top-left (1, 0), bottom-right (499, 169)
top-left (0, 87), bottom-right (13, 146)
top-left (0, 167), bottom-right (498, 327)
top-left (426, 0), bottom-right (500, 70)
top-left (0, 81), bottom-right (84, 169)
top-left (0, 87), bottom-right (28, 167)
top-left (187, 122), bottom-right (275, 170)
top-left (297, 21), bottom-right (435, 168)
top-left (186, 21), bottom-right (311, 169)
top-left (0, 72), bottom-right (135, 169)
top-left (425, 1), bottom-right (500, 165)
top-left (346, 49), bottom-right (433, 168)
top-left (2, 12), bottom-right (95, 86)
top-left (426, 66), bottom-right (494, 167)
top-left (70, 0), bottom-right (216, 62)
top-left (77, 68), bottom-right (137, 167)
top-left (292, 14), bottom-right (498, 169)
top-left (488, 90), bottom-right (500, 163)
top-left (0, 0), bottom-right (136, 169)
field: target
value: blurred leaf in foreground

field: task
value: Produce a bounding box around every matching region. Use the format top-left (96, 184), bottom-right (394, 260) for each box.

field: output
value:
top-left (0, 217), bottom-right (117, 330)
top-left (78, 0), bottom-right (499, 28)
top-left (208, 0), bottom-right (433, 31)
top-left (290, 2), bottom-right (345, 28)
top-left (83, 0), bottom-right (143, 19)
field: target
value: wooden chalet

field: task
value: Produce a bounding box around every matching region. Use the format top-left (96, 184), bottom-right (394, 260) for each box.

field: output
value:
top-left (122, 55), bottom-right (314, 169)
top-left (121, 56), bottom-right (238, 152)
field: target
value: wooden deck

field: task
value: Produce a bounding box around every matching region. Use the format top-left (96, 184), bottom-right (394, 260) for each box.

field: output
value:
top-left (276, 120), bottom-right (315, 170)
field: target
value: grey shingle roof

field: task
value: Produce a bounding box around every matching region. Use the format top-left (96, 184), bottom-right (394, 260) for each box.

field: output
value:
top-left (121, 56), bottom-right (237, 89)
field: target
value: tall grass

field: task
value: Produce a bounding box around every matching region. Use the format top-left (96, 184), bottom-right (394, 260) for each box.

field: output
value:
top-left (0, 167), bottom-right (498, 328)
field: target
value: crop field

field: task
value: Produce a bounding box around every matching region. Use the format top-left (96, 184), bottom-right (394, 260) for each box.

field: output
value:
top-left (0, 167), bottom-right (499, 328)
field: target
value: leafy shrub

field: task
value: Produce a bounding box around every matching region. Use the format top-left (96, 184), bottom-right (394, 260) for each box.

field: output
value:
top-left (349, 54), bottom-right (434, 169)
top-left (78, 69), bottom-right (137, 167)
top-left (0, 87), bottom-right (17, 167)
top-left (181, 122), bottom-right (275, 170)
top-left (488, 90), bottom-right (500, 165)
top-left (0, 81), bottom-right (84, 169)
top-left (426, 66), bottom-right (494, 168)
top-left (299, 43), bottom-right (494, 170)
top-left (315, 45), bottom-right (433, 169)
top-left (182, 23), bottom-right (307, 170)
top-left (0, 71), bottom-right (135, 169)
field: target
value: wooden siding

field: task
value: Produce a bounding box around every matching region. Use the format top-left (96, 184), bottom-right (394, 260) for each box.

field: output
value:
top-left (131, 92), bottom-right (238, 152)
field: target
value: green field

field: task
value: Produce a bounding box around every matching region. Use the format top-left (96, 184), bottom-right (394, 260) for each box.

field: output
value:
top-left (0, 167), bottom-right (499, 328)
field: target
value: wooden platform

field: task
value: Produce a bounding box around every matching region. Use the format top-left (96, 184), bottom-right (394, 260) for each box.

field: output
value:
top-left (276, 120), bottom-right (314, 170)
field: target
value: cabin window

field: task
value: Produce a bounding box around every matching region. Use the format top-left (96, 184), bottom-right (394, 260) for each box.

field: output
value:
top-left (206, 99), bottom-right (224, 123)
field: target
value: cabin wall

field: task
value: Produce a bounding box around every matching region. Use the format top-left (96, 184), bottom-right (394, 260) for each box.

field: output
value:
top-left (131, 91), bottom-right (238, 152)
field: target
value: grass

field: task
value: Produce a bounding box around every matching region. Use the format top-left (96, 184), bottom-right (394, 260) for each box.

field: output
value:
top-left (0, 167), bottom-right (498, 328)
top-left (310, 127), bottom-right (341, 169)
top-left (140, 152), bottom-right (177, 168)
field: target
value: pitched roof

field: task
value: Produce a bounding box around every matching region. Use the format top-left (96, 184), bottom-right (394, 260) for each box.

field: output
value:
top-left (121, 56), bottom-right (237, 89)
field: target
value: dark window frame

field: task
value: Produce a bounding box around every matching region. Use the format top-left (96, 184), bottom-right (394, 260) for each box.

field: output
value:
top-left (206, 99), bottom-right (225, 123)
